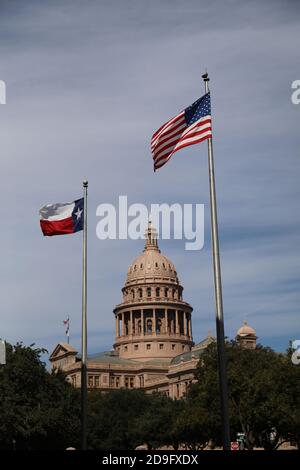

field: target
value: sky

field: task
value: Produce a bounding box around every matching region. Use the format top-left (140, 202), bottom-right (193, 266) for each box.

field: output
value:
top-left (0, 0), bottom-right (299, 361)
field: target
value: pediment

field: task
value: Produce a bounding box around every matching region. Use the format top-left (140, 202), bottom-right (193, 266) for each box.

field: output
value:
top-left (49, 342), bottom-right (78, 361)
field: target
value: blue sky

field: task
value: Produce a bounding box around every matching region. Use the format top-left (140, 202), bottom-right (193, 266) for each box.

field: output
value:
top-left (0, 0), bottom-right (299, 359)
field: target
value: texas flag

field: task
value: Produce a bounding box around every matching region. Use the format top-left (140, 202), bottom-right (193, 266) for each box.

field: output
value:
top-left (39, 198), bottom-right (84, 236)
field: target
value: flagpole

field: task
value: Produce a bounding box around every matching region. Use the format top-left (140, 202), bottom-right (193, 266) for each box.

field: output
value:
top-left (202, 72), bottom-right (230, 450)
top-left (81, 179), bottom-right (88, 450)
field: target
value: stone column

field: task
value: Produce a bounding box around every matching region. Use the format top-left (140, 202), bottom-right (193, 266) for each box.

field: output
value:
top-left (130, 310), bottom-right (133, 336)
top-left (116, 315), bottom-right (120, 337)
top-left (122, 312), bottom-right (125, 336)
top-left (152, 309), bottom-right (155, 335)
top-left (188, 314), bottom-right (191, 338)
top-left (165, 309), bottom-right (168, 334)
top-left (175, 310), bottom-right (179, 334)
top-left (141, 309), bottom-right (144, 336)
top-left (183, 311), bottom-right (187, 336)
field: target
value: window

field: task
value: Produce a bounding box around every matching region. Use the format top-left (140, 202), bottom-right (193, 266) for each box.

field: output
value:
top-left (138, 288), bottom-right (143, 298)
top-left (115, 376), bottom-right (120, 388)
top-left (155, 262), bottom-right (158, 268)
top-left (147, 287), bottom-right (151, 297)
top-left (95, 376), bottom-right (100, 387)
top-left (140, 263), bottom-right (143, 268)
top-left (156, 287), bottom-right (160, 297)
top-left (131, 289), bottom-right (135, 299)
top-left (88, 375), bottom-right (94, 388)
top-left (162, 263), bottom-right (165, 268)
top-left (146, 319), bottom-right (152, 334)
top-left (147, 344), bottom-right (151, 350)
top-left (159, 344), bottom-right (164, 350)
top-left (130, 377), bottom-right (134, 388)
top-left (172, 344), bottom-right (175, 350)
top-left (125, 377), bottom-right (129, 388)
top-left (156, 319), bottom-right (162, 334)
top-left (173, 289), bottom-right (176, 299)
top-left (134, 344), bottom-right (139, 351)
top-left (182, 345), bottom-right (185, 351)
top-left (165, 288), bottom-right (168, 298)
top-left (124, 345), bottom-right (128, 352)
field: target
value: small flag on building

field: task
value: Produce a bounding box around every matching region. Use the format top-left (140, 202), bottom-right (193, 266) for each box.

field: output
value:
top-left (151, 92), bottom-right (212, 171)
top-left (63, 316), bottom-right (70, 343)
top-left (39, 198), bottom-right (84, 236)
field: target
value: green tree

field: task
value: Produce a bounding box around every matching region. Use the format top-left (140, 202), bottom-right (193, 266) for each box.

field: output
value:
top-left (188, 341), bottom-right (296, 450)
top-left (0, 342), bottom-right (80, 449)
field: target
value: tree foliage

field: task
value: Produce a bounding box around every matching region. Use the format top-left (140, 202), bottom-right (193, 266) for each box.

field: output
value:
top-left (0, 340), bottom-right (299, 450)
top-left (0, 342), bottom-right (80, 449)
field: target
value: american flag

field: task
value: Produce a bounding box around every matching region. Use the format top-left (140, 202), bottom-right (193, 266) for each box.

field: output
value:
top-left (151, 92), bottom-right (212, 171)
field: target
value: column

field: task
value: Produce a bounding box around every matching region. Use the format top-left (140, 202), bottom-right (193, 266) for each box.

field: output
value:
top-left (116, 315), bottom-right (120, 337)
top-left (130, 311), bottom-right (133, 335)
top-left (141, 309), bottom-right (144, 336)
top-left (165, 309), bottom-right (168, 334)
top-left (183, 311), bottom-right (187, 336)
top-left (175, 310), bottom-right (179, 334)
top-left (152, 309), bottom-right (155, 335)
top-left (188, 314), bottom-right (191, 338)
top-left (122, 312), bottom-right (125, 336)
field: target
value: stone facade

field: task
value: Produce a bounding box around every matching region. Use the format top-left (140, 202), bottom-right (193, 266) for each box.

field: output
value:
top-left (50, 222), bottom-right (257, 399)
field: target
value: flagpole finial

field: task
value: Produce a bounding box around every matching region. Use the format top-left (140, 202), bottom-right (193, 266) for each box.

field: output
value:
top-left (83, 179), bottom-right (88, 188)
top-left (202, 72), bottom-right (210, 82)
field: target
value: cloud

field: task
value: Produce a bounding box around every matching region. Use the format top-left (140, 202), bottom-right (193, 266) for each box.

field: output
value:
top-left (0, 0), bottom-right (299, 358)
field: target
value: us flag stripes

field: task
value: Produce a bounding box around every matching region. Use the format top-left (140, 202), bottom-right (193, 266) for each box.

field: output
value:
top-left (151, 92), bottom-right (212, 171)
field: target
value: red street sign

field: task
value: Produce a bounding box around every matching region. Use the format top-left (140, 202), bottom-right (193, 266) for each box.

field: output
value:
top-left (231, 441), bottom-right (239, 451)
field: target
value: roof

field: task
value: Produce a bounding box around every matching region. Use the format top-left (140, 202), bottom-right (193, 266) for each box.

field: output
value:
top-left (237, 321), bottom-right (256, 337)
top-left (171, 335), bottom-right (215, 365)
top-left (79, 350), bottom-right (170, 367)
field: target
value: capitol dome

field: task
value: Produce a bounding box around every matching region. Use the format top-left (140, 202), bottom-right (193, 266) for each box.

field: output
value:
top-left (113, 221), bottom-right (194, 362)
top-left (125, 222), bottom-right (179, 287)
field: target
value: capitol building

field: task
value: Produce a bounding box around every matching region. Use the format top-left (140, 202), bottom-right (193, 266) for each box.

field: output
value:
top-left (50, 222), bottom-right (257, 398)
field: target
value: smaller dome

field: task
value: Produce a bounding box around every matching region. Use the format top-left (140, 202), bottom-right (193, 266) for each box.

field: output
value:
top-left (237, 321), bottom-right (256, 337)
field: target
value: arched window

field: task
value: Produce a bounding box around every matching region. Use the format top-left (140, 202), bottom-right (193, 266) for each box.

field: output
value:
top-left (173, 289), bottom-right (176, 299)
top-left (156, 319), bottom-right (162, 334)
top-left (131, 289), bottom-right (135, 300)
top-left (147, 287), bottom-right (151, 297)
top-left (146, 319), bottom-right (152, 334)
top-left (138, 288), bottom-right (143, 298)
top-left (156, 287), bottom-right (160, 298)
top-left (137, 319), bottom-right (142, 334)
top-left (165, 288), bottom-right (168, 298)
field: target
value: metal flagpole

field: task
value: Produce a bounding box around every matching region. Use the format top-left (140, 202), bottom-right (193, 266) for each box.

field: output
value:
top-left (81, 179), bottom-right (88, 450)
top-left (202, 72), bottom-right (230, 450)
